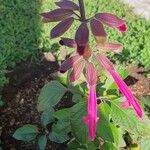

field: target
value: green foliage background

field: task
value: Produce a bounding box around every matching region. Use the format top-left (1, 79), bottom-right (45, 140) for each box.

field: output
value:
top-left (0, 0), bottom-right (150, 87)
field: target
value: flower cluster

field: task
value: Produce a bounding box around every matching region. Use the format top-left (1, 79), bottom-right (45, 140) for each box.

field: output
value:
top-left (41, 0), bottom-right (143, 141)
top-left (59, 14), bottom-right (143, 140)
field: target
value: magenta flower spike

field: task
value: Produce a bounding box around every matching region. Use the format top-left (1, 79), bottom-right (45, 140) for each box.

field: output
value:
top-left (95, 12), bottom-right (127, 32)
top-left (96, 54), bottom-right (143, 118)
top-left (83, 63), bottom-right (99, 141)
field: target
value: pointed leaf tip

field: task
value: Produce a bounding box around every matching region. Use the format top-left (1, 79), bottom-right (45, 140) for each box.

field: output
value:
top-left (41, 9), bottom-right (73, 22)
top-left (51, 17), bottom-right (74, 38)
top-left (95, 13), bottom-right (127, 32)
top-left (55, 0), bottom-right (79, 11)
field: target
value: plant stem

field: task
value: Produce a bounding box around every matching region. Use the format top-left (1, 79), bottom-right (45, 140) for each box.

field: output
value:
top-left (78, 0), bottom-right (86, 21)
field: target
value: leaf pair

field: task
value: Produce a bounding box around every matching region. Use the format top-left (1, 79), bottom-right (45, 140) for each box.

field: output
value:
top-left (41, 0), bottom-right (80, 38)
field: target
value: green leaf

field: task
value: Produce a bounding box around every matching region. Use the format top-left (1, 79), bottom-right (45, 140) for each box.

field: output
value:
top-left (141, 138), bottom-right (150, 150)
top-left (101, 142), bottom-right (117, 150)
top-left (110, 124), bottom-right (126, 148)
top-left (40, 108), bottom-right (54, 127)
top-left (97, 103), bottom-right (114, 142)
top-left (50, 121), bottom-right (71, 144)
top-left (68, 83), bottom-right (87, 96)
top-left (67, 139), bottom-right (81, 150)
top-left (49, 131), bottom-right (69, 143)
top-left (140, 96), bottom-right (150, 117)
top-left (70, 102), bottom-right (88, 144)
top-left (52, 120), bottom-right (71, 134)
top-left (87, 142), bottom-right (97, 150)
top-left (55, 72), bottom-right (68, 85)
top-left (115, 65), bottom-right (129, 80)
top-left (72, 94), bottom-right (82, 103)
top-left (111, 101), bottom-right (150, 137)
top-left (38, 135), bottom-right (47, 150)
top-left (13, 124), bottom-right (38, 141)
top-left (53, 108), bottom-right (70, 121)
top-left (37, 81), bottom-right (67, 112)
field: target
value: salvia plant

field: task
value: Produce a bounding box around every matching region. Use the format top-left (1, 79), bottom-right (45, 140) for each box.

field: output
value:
top-left (13, 0), bottom-right (150, 149)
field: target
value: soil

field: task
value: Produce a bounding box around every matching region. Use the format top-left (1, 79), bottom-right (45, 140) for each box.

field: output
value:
top-left (0, 55), bottom-right (150, 150)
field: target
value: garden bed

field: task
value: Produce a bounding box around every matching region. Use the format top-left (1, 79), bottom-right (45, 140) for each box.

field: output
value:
top-left (0, 54), bottom-right (149, 150)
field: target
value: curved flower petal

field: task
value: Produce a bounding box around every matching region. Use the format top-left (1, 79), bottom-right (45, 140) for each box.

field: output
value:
top-left (96, 54), bottom-right (143, 118)
top-left (83, 85), bottom-right (99, 141)
top-left (118, 23), bottom-right (127, 32)
top-left (96, 42), bottom-right (123, 53)
top-left (95, 13), bottom-right (127, 32)
top-left (59, 54), bottom-right (81, 73)
top-left (110, 70), bottom-right (143, 118)
top-left (70, 58), bottom-right (85, 82)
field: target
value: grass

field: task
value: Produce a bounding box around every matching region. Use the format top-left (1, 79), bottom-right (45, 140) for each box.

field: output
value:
top-left (0, 0), bottom-right (150, 88)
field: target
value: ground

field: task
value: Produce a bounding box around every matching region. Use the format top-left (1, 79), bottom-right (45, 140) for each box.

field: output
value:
top-left (121, 0), bottom-right (150, 20)
top-left (0, 55), bottom-right (149, 150)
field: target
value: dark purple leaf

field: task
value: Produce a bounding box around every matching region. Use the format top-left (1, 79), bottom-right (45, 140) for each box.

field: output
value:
top-left (51, 17), bottom-right (74, 38)
top-left (90, 18), bottom-right (107, 37)
top-left (59, 37), bottom-right (77, 48)
top-left (40, 9), bottom-right (73, 22)
top-left (75, 23), bottom-right (89, 46)
top-left (55, 0), bottom-right (79, 11)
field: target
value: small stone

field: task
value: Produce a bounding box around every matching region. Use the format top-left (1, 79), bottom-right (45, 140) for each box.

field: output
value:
top-left (10, 119), bottom-right (15, 126)
top-left (20, 98), bottom-right (24, 104)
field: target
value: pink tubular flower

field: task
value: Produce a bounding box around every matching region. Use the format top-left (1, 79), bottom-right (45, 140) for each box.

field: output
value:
top-left (95, 12), bottom-right (127, 32)
top-left (96, 54), bottom-right (143, 118)
top-left (83, 63), bottom-right (99, 141)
